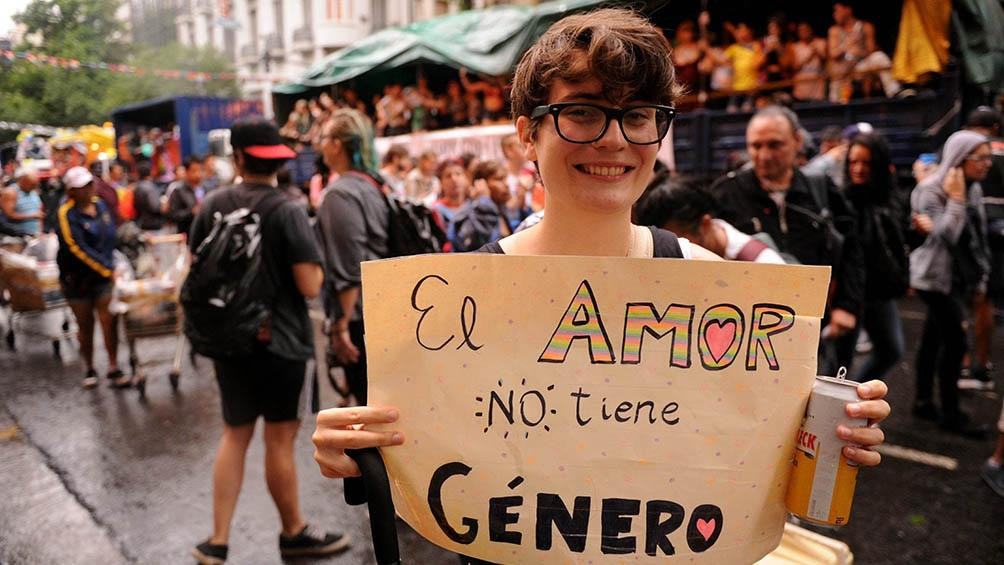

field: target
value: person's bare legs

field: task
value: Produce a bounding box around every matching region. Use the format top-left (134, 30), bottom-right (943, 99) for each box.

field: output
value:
top-left (209, 422), bottom-right (256, 545)
top-left (68, 301), bottom-right (95, 370)
top-left (263, 419), bottom-right (306, 536)
top-left (94, 293), bottom-right (119, 372)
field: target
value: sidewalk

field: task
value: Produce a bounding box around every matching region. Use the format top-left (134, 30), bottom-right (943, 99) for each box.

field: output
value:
top-left (0, 410), bottom-right (129, 565)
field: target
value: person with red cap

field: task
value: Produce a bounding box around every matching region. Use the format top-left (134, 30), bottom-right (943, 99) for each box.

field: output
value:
top-left (188, 119), bottom-right (347, 563)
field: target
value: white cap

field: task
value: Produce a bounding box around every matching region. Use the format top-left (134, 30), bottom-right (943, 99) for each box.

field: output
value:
top-left (63, 166), bottom-right (94, 189)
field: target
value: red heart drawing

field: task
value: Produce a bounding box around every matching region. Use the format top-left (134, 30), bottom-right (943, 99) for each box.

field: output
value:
top-left (704, 320), bottom-right (737, 363)
top-left (696, 518), bottom-right (717, 541)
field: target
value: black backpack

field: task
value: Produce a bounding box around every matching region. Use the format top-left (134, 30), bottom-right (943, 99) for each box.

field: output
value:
top-left (180, 190), bottom-right (287, 359)
top-left (344, 171), bottom-right (446, 256)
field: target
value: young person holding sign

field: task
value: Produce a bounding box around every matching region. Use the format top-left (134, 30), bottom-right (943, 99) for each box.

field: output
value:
top-left (313, 7), bottom-right (891, 561)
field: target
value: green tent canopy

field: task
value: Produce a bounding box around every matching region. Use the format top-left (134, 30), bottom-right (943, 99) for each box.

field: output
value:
top-left (273, 0), bottom-right (669, 94)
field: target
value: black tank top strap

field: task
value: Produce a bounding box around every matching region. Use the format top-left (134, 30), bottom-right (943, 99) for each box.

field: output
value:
top-left (650, 227), bottom-right (684, 258)
top-left (475, 241), bottom-right (505, 254)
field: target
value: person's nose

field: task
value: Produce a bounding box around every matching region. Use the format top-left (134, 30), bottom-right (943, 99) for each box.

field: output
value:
top-left (592, 117), bottom-right (629, 150)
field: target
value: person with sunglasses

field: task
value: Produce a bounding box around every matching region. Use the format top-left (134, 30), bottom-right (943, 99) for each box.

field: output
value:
top-left (313, 8), bottom-right (891, 561)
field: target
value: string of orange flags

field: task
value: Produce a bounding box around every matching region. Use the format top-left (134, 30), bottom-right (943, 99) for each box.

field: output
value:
top-left (0, 49), bottom-right (288, 83)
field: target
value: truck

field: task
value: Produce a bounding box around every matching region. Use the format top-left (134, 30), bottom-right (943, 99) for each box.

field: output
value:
top-left (111, 96), bottom-right (262, 160)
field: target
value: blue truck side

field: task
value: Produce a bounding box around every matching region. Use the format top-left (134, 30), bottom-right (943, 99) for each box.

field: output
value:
top-left (111, 96), bottom-right (263, 159)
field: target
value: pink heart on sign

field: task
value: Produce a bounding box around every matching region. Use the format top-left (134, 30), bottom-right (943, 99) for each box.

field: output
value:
top-left (696, 518), bottom-right (717, 541)
top-left (704, 320), bottom-right (736, 363)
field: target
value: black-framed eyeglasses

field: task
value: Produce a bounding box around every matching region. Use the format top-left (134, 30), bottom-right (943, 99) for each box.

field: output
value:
top-left (530, 103), bottom-right (676, 145)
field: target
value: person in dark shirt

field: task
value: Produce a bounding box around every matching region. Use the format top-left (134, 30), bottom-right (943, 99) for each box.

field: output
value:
top-left (710, 105), bottom-right (865, 375)
top-left (55, 166), bottom-right (127, 389)
top-left (166, 155), bottom-right (204, 237)
top-left (314, 109), bottom-right (390, 405)
top-left (961, 107), bottom-right (1004, 387)
top-left (188, 120), bottom-right (348, 564)
top-left (132, 161), bottom-right (165, 231)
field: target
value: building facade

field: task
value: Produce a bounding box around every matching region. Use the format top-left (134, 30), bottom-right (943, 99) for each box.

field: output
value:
top-left (172, 0), bottom-right (537, 116)
top-left (130, 0), bottom-right (179, 47)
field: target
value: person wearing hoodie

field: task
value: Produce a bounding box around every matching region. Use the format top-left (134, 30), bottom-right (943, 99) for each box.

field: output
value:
top-left (910, 129), bottom-right (993, 436)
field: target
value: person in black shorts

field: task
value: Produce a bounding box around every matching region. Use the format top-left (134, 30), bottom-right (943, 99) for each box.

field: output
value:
top-left (188, 120), bottom-right (348, 564)
top-left (312, 8), bottom-right (892, 562)
top-left (56, 166), bottom-right (128, 389)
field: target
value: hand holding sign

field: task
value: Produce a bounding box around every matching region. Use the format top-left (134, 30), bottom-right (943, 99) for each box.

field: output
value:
top-left (327, 254), bottom-right (843, 563)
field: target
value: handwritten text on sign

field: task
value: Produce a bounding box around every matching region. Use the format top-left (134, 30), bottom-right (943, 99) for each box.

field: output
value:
top-left (362, 255), bottom-right (829, 563)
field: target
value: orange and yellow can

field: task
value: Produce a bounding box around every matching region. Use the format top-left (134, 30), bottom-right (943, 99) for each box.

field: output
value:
top-left (785, 369), bottom-right (866, 526)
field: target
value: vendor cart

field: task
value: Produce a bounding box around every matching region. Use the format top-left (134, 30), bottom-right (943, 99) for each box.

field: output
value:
top-left (0, 237), bottom-right (77, 358)
top-left (114, 234), bottom-right (189, 398)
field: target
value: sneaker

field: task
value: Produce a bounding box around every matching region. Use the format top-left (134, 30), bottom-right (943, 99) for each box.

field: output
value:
top-left (279, 525), bottom-right (350, 558)
top-left (192, 540), bottom-right (228, 564)
top-left (82, 368), bottom-right (98, 389)
top-left (981, 460), bottom-right (1004, 498)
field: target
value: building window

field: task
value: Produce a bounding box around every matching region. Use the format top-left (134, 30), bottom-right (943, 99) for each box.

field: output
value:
top-left (273, 0), bottom-right (284, 38)
top-left (205, 14), bottom-right (214, 47)
top-left (249, 7), bottom-right (258, 48)
top-left (327, 0), bottom-right (352, 21)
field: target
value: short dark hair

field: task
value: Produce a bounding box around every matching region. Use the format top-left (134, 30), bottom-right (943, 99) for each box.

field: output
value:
top-left (276, 166), bottom-right (292, 186)
top-left (183, 155), bottom-right (203, 169)
top-left (437, 158), bottom-right (466, 180)
top-left (750, 105), bottom-right (803, 137)
top-left (819, 125), bottom-right (844, 144)
top-left (966, 106), bottom-right (1003, 133)
top-left (382, 144), bottom-right (409, 165)
top-left (238, 150), bottom-right (286, 176)
top-left (137, 160), bottom-right (153, 179)
top-left (511, 8), bottom-right (681, 132)
top-left (472, 160), bottom-right (506, 181)
top-left (633, 177), bottom-right (715, 230)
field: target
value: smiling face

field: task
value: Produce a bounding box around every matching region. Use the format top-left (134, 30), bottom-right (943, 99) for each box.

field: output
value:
top-left (516, 71), bottom-right (660, 217)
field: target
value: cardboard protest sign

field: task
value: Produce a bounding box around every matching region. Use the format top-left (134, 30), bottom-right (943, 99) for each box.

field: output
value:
top-left (362, 255), bottom-right (830, 563)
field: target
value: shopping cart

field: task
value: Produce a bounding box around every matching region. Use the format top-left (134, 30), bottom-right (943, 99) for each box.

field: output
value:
top-left (114, 234), bottom-right (189, 398)
top-left (0, 238), bottom-right (77, 358)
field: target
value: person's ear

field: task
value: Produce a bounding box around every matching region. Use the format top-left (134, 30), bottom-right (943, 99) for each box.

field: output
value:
top-left (516, 116), bottom-right (538, 162)
top-left (699, 214), bottom-right (715, 238)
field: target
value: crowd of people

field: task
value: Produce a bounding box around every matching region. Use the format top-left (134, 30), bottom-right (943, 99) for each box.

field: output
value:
top-left (277, 1), bottom-right (912, 143)
top-left (1, 4), bottom-right (1002, 564)
top-left (278, 66), bottom-right (511, 143)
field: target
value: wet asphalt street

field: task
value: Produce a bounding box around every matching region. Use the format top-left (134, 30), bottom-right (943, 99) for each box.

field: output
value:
top-left (1, 295), bottom-right (1003, 565)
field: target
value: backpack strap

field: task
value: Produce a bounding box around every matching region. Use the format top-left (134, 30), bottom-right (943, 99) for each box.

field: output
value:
top-left (735, 237), bottom-right (769, 262)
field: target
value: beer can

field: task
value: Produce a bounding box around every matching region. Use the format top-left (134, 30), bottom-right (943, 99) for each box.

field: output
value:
top-left (784, 367), bottom-right (866, 526)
